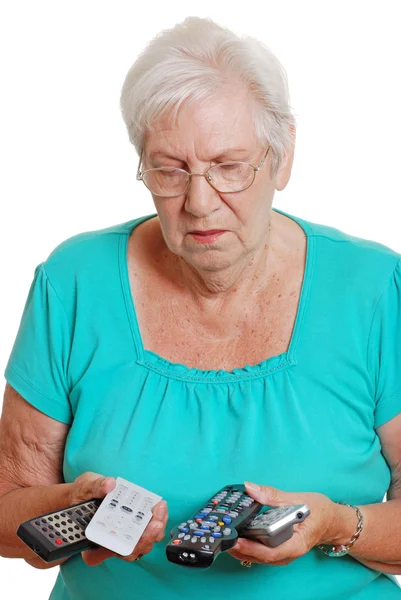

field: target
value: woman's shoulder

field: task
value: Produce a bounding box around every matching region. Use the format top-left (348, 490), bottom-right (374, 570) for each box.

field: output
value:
top-left (40, 214), bottom-right (156, 294)
top-left (303, 212), bottom-right (400, 270)
top-left (294, 211), bottom-right (401, 300)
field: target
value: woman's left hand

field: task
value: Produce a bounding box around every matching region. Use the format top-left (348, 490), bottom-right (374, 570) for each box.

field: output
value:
top-left (227, 482), bottom-right (338, 566)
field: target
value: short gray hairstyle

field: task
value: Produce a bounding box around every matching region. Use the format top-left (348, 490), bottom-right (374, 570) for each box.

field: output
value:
top-left (120, 16), bottom-right (297, 177)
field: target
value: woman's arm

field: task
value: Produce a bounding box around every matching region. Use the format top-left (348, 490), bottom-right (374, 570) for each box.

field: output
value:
top-left (0, 384), bottom-right (71, 566)
top-left (328, 412), bottom-right (401, 574)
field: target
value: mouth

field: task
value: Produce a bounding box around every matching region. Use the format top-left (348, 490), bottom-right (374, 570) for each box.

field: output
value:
top-left (189, 230), bottom-right (227, 243)
top-left (190, 230), bottom-right (227, 235)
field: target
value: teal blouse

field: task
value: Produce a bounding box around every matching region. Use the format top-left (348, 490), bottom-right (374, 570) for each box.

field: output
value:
top-left (4, 207), bottom-right (401, 599)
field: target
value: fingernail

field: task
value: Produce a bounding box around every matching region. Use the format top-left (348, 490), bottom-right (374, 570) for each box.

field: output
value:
top-left (155, 501), bottom-right (166, 518)
top-left (244, 481), bottom-right (260, 492)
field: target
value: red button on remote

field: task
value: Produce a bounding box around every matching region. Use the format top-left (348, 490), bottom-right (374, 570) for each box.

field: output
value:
top-left (173, 539), bottom-right (182, 545)
top-left (55, 539), bottom-right (63, 545)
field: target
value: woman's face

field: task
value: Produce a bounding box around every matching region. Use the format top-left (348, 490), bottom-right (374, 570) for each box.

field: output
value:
top-left (142, 89), bottom-right (294, 273)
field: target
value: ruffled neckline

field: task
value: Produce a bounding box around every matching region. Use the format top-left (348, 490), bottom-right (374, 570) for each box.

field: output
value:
top-left (141, 348), bottom-right (292, 383)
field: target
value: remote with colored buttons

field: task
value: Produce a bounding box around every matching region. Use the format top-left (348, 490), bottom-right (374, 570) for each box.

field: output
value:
top-left (239, 504), bottom-right (311, 547)
top-left (166, 484), bottom-right (263, 568)
top-left (17, 498), bottom-right (102, 562)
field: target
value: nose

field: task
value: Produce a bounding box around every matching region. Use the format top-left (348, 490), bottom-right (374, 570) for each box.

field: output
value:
top-left (184, 172), bottom-right (221, 218)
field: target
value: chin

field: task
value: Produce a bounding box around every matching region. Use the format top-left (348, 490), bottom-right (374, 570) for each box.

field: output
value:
top-left (182, 250), bottom-right (236, 271)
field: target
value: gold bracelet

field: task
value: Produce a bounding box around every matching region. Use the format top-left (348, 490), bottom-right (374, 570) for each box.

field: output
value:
top-left (318, 502), bottom-right (364, 557)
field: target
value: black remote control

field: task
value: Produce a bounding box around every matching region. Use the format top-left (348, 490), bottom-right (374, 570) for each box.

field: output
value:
top-left (17, 498), bottom-right (102, 562)
top-left (166, 484), bottom-right (263, 568)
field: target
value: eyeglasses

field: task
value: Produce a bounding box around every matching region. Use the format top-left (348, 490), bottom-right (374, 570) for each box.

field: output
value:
top-left (136, 146), bottom-right (270, 197)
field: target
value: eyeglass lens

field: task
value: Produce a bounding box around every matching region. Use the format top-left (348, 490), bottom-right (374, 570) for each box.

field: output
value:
top-left (142, 163), bottom-right (255, 195)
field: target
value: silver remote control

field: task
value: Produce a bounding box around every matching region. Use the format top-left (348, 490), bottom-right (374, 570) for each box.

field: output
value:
top-left (239, 504), bottom-right (310, 547)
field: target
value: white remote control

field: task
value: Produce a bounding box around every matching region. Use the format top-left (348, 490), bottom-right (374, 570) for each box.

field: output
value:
top-left (84, 476), bottom-right (162, 556)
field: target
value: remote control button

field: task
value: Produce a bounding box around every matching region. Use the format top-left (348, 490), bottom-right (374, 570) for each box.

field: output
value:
top-left (48, 525), bottom-right (54, 530)
top-left (187, 520), bottom-right (194, 524)
top-left (77, 518), bottom-right (87, 527)
top-left (83, 515), bottom-right (91, 524)
top-left (184, 535), bottom-right (190, 540)
top-left (75, 534), bottom-right (80, 539)
top-left (199, 526), bottom-right (210, 531)
top-left (48, 516), bottom-right (54, 521)
top-left (223, 528), bottom-right (232, 535)
top-left (218, 521), bottom-right (224, 526)
top-left (208, 515), bottom-right (218, 521)
top-left (214, 526), bottom-right (221, 532)
top-left (201, 521), bottom-right (215, 528)
top-left (68, 527), bottom-right (74, 532)
top-left (42, 527), bottom-right (48, 532)
top-left (60, 512), bottom-right (66, 517)
top-left (35, 520), bottom-right (40, 525)
top-left (208, 537), bottom-right (215, 543)
top-left (201, 536), bottom-right (206, 543)
top-left (81, 506), bottom-right (88, 512)
top-left (201, 508), bottom-right (212, 514)
top-left (223, 515), bottom-right (232, 524)
top-left (55, 523), bottom-right (60, 528)
top-left (67, 519), bottom-right (73, 524)
top-left (54, 515), bottom-right (60, 519)
top-left (67, 510), bottom-right (73, 515)
top-left (55, 532), bottom-right (60, 536)
top-left (61, 521), bottom-right (67, 526)
top-left (190, 523), bottom-right (198, 530)
top-left (178, 533), bottom-right (185, 538)
top-left (75, 509), bottom-right (83, 516)
top-left (62, 537), bottom-right (68, 542)
top-left (194, 530), bottom-right (204, 536)
top-left (178, 527), bottom-right (189, 533)
top-left (213, 532), bottom-right (222, 538)
top-left (49, 533), bottom-right (55, 538)
top-left (69, 535), bottom-right (74, 541)
top-left (88, 504), bottom-right (94, 509)
top-left (191, 536), bottom-right (197, 543)
top-left (195, 513), bottom-right (207, 520)
top-left (229, 511), bottom-right (239, 518)
top-left (123, 533), bottom-right (133, 540)
top-left (55, 539), bottom-right (63, 545)
top-left (41, 518), bottom-right (47, 523)
top-left (62, 529), bottom-right (67, 534)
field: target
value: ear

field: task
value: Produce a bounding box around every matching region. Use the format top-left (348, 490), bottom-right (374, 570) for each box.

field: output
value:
top-left (275, 125), bottom-right (296, 192)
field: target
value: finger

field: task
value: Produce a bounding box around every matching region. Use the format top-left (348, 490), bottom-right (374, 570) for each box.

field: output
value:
top-left (82, 546), bottom-right (115, 567)
top-left (236, 536), bottom-right (306, 563)
top-left (154, 505), bottom-right (169, 542)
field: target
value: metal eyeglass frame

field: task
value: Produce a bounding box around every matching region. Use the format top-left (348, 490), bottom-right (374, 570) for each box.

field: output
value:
top-left (136, 145), bottom-right (271, 197)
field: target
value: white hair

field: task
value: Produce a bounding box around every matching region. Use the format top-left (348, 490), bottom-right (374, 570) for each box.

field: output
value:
top-left (119, 16), bottom-right (297, 177)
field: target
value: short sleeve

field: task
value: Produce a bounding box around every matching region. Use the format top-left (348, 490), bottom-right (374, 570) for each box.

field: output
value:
top-left (4, 263), bottom-right (73, 424)
top-left (367, 258), bottom-right (401, 429)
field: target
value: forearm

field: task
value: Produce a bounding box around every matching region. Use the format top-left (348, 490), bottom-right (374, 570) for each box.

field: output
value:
top-left (0, 482), bottom-right (73, 569)
top-left (324, 499), bottom-right (401, 573)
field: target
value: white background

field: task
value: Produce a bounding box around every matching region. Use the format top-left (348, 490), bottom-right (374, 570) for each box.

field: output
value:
top-left (0, 1), bottom-right (400, 597)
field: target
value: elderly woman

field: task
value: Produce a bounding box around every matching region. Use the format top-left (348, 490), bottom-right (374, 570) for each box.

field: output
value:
top-left (1, 15), bottom-right (401, 600)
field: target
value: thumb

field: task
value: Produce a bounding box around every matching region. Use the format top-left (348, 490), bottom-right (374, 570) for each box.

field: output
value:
top-left (244, 481), bottom-right (290, 506)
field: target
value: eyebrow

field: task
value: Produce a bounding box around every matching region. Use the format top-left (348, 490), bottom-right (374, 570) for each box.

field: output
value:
top-left (148, 148), bottom-right (249, 161)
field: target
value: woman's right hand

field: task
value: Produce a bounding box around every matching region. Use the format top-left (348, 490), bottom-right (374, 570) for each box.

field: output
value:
top-left (68, 471), bottom-right (168, 567)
